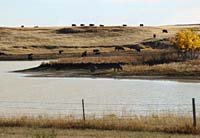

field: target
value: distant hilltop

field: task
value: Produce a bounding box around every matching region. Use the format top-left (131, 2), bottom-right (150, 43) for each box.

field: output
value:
top-left (175, 23), bottom-right (200, 26)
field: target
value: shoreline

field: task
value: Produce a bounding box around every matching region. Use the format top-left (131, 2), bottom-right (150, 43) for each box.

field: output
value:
top-left (19, 71), bottom-right (200, 83)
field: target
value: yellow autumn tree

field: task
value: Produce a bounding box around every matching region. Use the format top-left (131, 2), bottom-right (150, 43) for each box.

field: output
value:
top-left (174, 30), bottom-right (200, 59)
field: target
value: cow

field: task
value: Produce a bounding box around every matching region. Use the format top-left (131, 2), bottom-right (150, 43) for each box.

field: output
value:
top-left (28, 53), bottom-right (33, 60)
top-left (72, 24), bottom-right (76, 27)
top-left (140, 24), bottom-right (144, 27)
top-left (21, 25), bottom-right (24, 28)
top-left (80, 24), bottom-right (85, 27)
top-left (0, 52), bottom-right (6, 56)
top-left (153, 34), bottom-right (157, 38)
top-left (59, 50), bottom-right (64, 54)
top-left (113, 64), bottom-right (123, 72)
top-left (162, 29), bottom-right (168, 33)
top-left (115, 46), bottom-right (125, 51)
top-left (93, 49), bottom-right (100, 53)
top-left (89, 24), bottom-right (95, 27)
top-left (129, 45), bottom-right (142, 52)
top-left (89, 64), bottom-right (98, 72)
top-left (99, 24), bottom-right (104, 27)
top-left (81, 51), bottom-right (87, 57)
top-left (122, 24), bottom-right (127, 27)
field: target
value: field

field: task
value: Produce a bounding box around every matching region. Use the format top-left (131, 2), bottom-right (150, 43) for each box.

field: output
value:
top-left (2, 25), bottom-right (200, 137)
top-left (0, 127), bottom-right (198, 138)
top-left (0, 25), bottom-right (199, 60)
top-left (1, 127), bottom-right (199, 138)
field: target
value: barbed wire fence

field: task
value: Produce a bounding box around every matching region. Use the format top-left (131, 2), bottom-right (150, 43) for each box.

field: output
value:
top-left (0, 98), bottom-right (198, 128)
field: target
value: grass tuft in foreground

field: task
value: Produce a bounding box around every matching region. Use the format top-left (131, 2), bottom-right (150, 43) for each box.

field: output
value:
top-left (0, 114), bottom-right (198, 134)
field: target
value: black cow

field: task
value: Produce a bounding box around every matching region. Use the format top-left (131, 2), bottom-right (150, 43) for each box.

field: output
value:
top-left (113, 64), bottom-right (123, 72)
top-left (21, 25), bottom-right (24, 28)
top-left (93, 49), bottom-right (100, 53)
top-left (129, 45), bottom-right (142, 52)
top-left (0, 52), bottom-right (6, 56)
top-left (81, 51), bottom-right (87, 57)
top-left (115, 46), bottom-right (125, 51)
top-left (123, 24), bottom-right (127, 27)
top-left (59, 50), bottom-right (64, 54)
top-left (153, 34), bottom-right (157, 38)
top-left (162, 29), bottom-right (168, 33)
top-left (28, 53), bottom-right (33, 60)
top-left (89, 64), bottom-right (98, 72)
top-left (140, 24), bottom-right (144, 27)
top-left (80, 24), bottom-right (85, 27)
top-left (99, 24), bottom-right (104, 27)
top-left (89, 24), bottom-right (95, 27)
top-left (72, 24), bottom-right (76, 27)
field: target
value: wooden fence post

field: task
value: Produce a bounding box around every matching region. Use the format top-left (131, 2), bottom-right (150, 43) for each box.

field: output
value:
top-left (82, 99), bottom-right (86, 122)
top-left (192, 98), bottom-right (197, 128)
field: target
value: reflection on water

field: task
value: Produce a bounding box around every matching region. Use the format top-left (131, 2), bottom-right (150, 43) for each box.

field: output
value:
top-left (0, 61), bottom-right (200, 117)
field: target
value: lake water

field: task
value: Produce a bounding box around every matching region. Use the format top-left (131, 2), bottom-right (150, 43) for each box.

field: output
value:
top-left (0, 61), bottom-right (200, 117)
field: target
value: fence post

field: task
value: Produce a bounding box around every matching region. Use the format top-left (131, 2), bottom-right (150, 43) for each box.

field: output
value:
top-left (82, 99), bottom-right (86, 122)
top-left (192, 98), bottom-right (197, 128)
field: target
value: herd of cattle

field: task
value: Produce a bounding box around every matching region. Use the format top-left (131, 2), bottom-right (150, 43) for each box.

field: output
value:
top-left (18, 24), bottom-right (170, 72)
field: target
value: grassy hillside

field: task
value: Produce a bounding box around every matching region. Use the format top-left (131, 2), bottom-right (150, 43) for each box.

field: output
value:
top-left (0, 25), bottom-right (198, 55)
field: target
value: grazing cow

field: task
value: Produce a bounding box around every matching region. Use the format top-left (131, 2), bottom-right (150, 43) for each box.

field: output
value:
top-left (153, 34), bottom-right (157, 38)
top-left (115, 46), bottom-right (125, 51)
top-left (140, 24), bottom-right (144, 27)
top-left (162, 29), bottom-right (168, 33)
top-left (89, 24), bottom-right (95, 27)
top-left (123, 24), bottom-right (127, 27)
top-left (89, 64), bottom-right (98, 72)
top-left (135, 47), bottom-right (141, 52)
top-left (80, 24), bottom-right (85, 27)
top-left (99, 24), bottom-right (104, 27)
top-left (93, 49), bottom-right (101, 55)
top-left (28, 53), bottom-right (33, 60)
top-left (21, 25), bottom-right (24, 28)
top-left (129, 45), bottom-right (142, 52)
top-left (59, 50), bottom-right (64, 54)
top-left (72, 24), bottom-right (76, 27)
top-left (0, 52), bottom-right (5, 56)
top-left (93, 49), bottom-right (100, 53)
top-left (113, 64), bottom-right (123, 72)
top-left (81, 51), bottom-right (87, 57)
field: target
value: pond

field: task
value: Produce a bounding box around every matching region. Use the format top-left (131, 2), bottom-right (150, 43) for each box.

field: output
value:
top-left (0, 61), bottom-right (200, 117)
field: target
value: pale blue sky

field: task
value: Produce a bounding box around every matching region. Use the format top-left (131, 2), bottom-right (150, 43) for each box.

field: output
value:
top-left (0, 0), bottom-right (200, 27)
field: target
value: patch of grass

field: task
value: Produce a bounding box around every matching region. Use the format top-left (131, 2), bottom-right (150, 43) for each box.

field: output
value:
top-left (0, 114), bottom-right (198, 134)
top-left (30, 129), bottom-right (57, 138)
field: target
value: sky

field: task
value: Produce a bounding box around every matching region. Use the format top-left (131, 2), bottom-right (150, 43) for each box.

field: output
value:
top-left (0, 0), bottom-right (200, 27)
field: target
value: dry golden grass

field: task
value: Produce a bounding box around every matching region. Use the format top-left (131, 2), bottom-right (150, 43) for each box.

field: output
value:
top-left (0, 127), bottom-right (198, 138)
top-left (118, 59), bottom-right (200, 76)
top-left (54, 56), bottom-right (137, 64)
top-left (0, 114), bottom-right (198, 134)
top-left (0, 25), bottom-right (195, 54)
